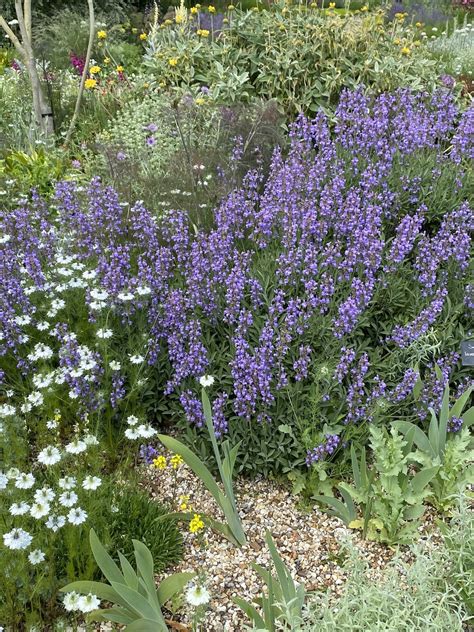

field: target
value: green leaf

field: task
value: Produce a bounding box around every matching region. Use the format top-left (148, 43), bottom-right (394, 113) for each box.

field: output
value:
top-left (110, 582), bottom-right (163, 623)
top-left (118, 553), bottom-right (139, 591)
top-left (314, 495), bottom-right (350, 525)
top-left (450, 385), bottom-right (472, 418)
top-left (266, 531), bottom-right (294, 603)
top-left (411, 466), bottom-right (439, 494)
top-left (89, 529), bottom-right (125, 586)
top-left (233, 597), bottom-right (266, 629)
top-left (393, 421), bottom-right (432, 455)
top-left (338, 485), bottom-right (357, 523)
top-left (438, 385), bottom-right (449, 455)
top-left (90, 607), bottom-right (134, 625)
top-left (125, 619), bottom-right (168, 632)
top-left (428, 408), bottom-right (440, 457)
top-left (462, 406), bottom-right (474, 428)
top-left (157, 572), bottom-right (195, 605)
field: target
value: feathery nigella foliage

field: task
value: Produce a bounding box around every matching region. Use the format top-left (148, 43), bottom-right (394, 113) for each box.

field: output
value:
top-left (0, 88), bottom-right (472, 473)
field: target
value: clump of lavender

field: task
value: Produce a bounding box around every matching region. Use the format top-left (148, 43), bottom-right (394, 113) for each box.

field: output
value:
top-left (447, 416), bottom-right (463, 433)
top-left (306, 434), bottom-right (341, 466)
top-left (140, 444), bottom-right (158, 464)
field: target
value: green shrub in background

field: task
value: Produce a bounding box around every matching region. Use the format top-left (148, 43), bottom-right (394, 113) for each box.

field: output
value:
top-left (143, 4), bottom-right (442, 115)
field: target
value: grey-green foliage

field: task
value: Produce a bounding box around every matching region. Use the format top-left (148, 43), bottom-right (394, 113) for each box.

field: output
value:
top-left (301, 500), bottom-right (473, 631)
top-left (430, 19), bottom-right (474, 78)
top-left (61, 529), bottom-right (193, 631)
top-left (234, 531), bottom-right (307, 631)
top-left (394, 383), bottom-right (474, 511)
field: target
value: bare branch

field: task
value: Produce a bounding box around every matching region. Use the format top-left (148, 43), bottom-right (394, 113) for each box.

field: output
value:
top-left (24, 0), bottom-right (32, 43)
top-left (0, 15), bottom-right (27, 58)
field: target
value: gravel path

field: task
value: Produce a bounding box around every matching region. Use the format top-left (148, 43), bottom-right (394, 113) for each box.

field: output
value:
top-left (141, 459), bottom-right (430, 632)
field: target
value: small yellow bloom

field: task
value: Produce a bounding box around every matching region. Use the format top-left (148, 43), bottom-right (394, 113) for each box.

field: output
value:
top-left (144, 82), bottom-right (150, 88)
top-left (171, 454), bottom-right (184, 469)
top-left (140, 32), bottom-right (148, 40)
top-left (191, 6), bottom-right (198, 13)
top-left (97, 30), bottom-right (107, 39)
top-left (413, 40), bottom-right (421, 46)
top-left (103, 57), bottom-right (110, 64)
top-left (89, 65), bottom-right (101, 74)
top-left (116, 65), bottom-right (124, 72)
top-left (197, 28), bottom-right (210, 37)
top-left (223, 17), bottom-right (228, 23)
top-left (189, 513), bottom-right (205, 533)
top-left (195, 97), bottom-right (205, 105)
top-left (153, 455), bottom-right (167, 470)
top-left (208, 5), bottom-right (216, 12)
top-left (165, 19), bottom-right (173, 25)
top-left (361, 5), bottom-right (368, 11)
top-left (394, 38), bottom-right (400, 45)
top-left (401, 46), bottom-right (411, 55)
top-left (159, 81), bottom-right (166, 87)
top-left (179, 494), bottom-right (190, 510)
top-left (54, 412), bottom-right (62, 422)
top-left (228, 3), bottom-right (235, 9)
top-left (310, 2), bottom-right (317, 6)
top-left (329, 2), bottom-right (335, 8)
top-left (132, 27), bottom-right (138, 33)
top-left (85, 78), bottom-right (97, 89)
top-left (168, 57), bottom-right (178, 66)
top-left (415, 22), bottom-right (422, 27)
top-left (394, 12), bottom-right (405, 19)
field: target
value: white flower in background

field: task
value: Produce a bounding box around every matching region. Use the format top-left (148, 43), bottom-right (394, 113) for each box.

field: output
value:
top-left (82, 476), bottom-right (101, 491)
top-left (136, 286), bottom-right (151, 296)
top-left (3, 528), bottom-right (33, 550)
top-left (125, 427), bottom-right (140, 440)
top-left (137, 424), bottom-right (156, 438)
top-left (83, 270), bottom-right (97, 280)
top-left (90, 288), bottom-right (108, 301)
top-left (65, 439), bottom-right (87, 454)
top-left (58, 476), bottom-right (76, 490)
top-left (20, 402), bottom-right (32, 413)
top-left (63, 591), bottom-right (81, 612)
top-left (28, 343), bottom-right (53, 361)
top-left (97, 328), bottom-right (113, 339)
top-left (59, 491), bottom-right (78, 508)
top-left (37, 445), bottom-right (61, 466)
top-left (51, 298), bottom-right (65, 311)
top-left (72, 262), bottom-right (85, 271)
top-left (0, 473), bottom-right (8, 490)
top-left (10, 502), bottom-right (30, 516)
top-left (46, 419), bottom-right (59, 430)
top-left (30, 501), bottom-right (50, 519)
top-left (199, 375), bottom-right (215, 388)
top-left (46, 514), bottom-right (66, 532)
top-left (117, 291), bottom-right (134, 301)
top-left (129, 354), bottom-right (144, 364)
top-left (83, 434), bottom-right (99, 446)
top-left (77, 593), bottom-right (100, 613)
top-left (109, 360), bottom-right (121, 371)
top-left (90, 301), bottom-right (107, 311)
top-left (6, 467), bottom-right (20, 479)
top-left (34, 487), bottom-right (55, 503)
top-left (0, 233), bottom-right (11, 243)
top-left (57, 267), bottom-right (73, 277)
top-left (67, 507), bottom-right (87, 525)
top-left (185, 583), bottom-right (211, 607)
top-left (27, 391), bottom-right (44, 407)
top-left (14, 315), bottom-right (32, 326)
top-left (15, 472), bottom-right (35, 489)
top-left (36, 321), bottom-right (50, 331)
top-left (28, 549), bottom-right (45, 565)
top-left (33, 373), bottom-right (54, 389)
top-left (126, 415), bottom-right (139, 426)
top-left (0, 404), bottom-right (16, 417)
top-left (69, 278), bottom-right (87, 289)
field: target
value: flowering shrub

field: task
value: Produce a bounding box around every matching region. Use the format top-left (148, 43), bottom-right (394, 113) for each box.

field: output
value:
top-left (0, 89), bottom-right (472, 485)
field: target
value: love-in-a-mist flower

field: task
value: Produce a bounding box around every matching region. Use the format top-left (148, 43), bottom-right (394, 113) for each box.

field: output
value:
top-left (59, 491), bottom-right (78, 507)
top-left (63, 591), bottom-right (81, 611)
top-left (46, 515), bottom-right (66, 532)
top-left (186, 582), bottom-right (211, 606)
top-left (68, 507), bottom-right (87, 525)
top-left (58, 476), bottom-right (76, 490)
top-left (78, 593), bottom-right (100, 613)
top-left (82, 475), bottom-right (102, 490)
top-left (3, 528), bottom-right (33, 550)
top-left (28, 549), bottom-right (45, 565)
top-left (65, 439), bottom-right (87, 454)
top-left (10, 502), bottom-right (30, 516)
top-left (30, 501), bottom-right (50, 519)
top-left (199, 375), bottom-right (215, 388)
top-left (15, 472), bottom-right (35, 489)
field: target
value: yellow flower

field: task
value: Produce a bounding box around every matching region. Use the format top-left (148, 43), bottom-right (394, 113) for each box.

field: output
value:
top-left (165, 19), bottom-right (173, 25)
top-left (361, 5), bottom-right (368, 11)
top-left (140, 32), bottom-right (148, 40)
top-left (401, 46), bottom-right (411, 55)
top-left (171, 454), bottom-right (184, 469)
top-left (415, 21), bottom-right (422, 27)
top-left (329, 2), bottom-right (335, 8)
top-left (394, 12), bottom-right (405, 20)
top-left (413, 40), bottom-right (421, 46)
top-left (189, 513), bottom-right (205, 533)
top-left (228, 3), bottom-right (235, 9)
top-left (89, 65), bottom-right (101, 74)
top-left (394, 38), bottom-right (400, 45)
top-left (159, 81), bottom-right (166, 87)
top-left (191, 6), bottom-right (198, 13)
top-left (97, 30), bottom-right (107, 39)
top-left (85, 78), bottom-right (97, 89)
top-left (116, 65), bottom-right (124, 72)
top-left (103, 57), bottom-right (110, 64)
top-left (132, 27), bottom-right (138, 33)
top-left (179, 494), bottom-right (190, 511)
top-left (153, 455), bottom-right (167, 470)
top-left (144, 82), bottom-right (150, 88)
top-left (197, 28), bottom-right (210, 37)
top-left (168, 57), bottom-right (178, 66)
top-left (195, 97), bottom-right (205, 105)
top-left (223, 17), bottom-right (228, 23)
top-left (310, 2), bottom-right (317, 6)
top-left (208, 5), bottom-right (216, 12)
top-left (54, 412), bottom-right (62, 422)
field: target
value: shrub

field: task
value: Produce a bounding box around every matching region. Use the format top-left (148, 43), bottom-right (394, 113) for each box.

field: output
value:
top-left (143, 5), bottom-right (443, 114)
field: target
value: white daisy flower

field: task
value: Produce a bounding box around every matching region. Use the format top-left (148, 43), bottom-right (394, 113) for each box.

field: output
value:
top-left (97, 328), bottom-right (113, 339)
top-left (6, 467), bottom-right (20, 479)
top-left (3, 528), bottom-right (33, 550)
top-left (77, 593), bottom-right (100, 613)
top-left (136, 286), bottom-right (151, 296)
top-left (46, 514), bottom-right (66, 532)
top-left (65, 439), bottom-right (87, 454)
top-left (63, 591), bottom-right (81, 612)
top-left (37, 445), bottom-right (61, 466)
top-left (90, 288), bottom-right (108, 301)
top-left (129, 354), bottom-right (144, 364)
top-left (125, 427), bottom-right (140, 440)
top-left (34, 487), bottom-right (55, 503)
top-left (36, 321), bottom-right (50, 331)
top-left (10, 501), bottom-right (30, 516)
top-left (28, 549), bottom-right (45, 565)
top-left (185, 583), bottom-right (211, 607)
top-left (58, 476), bottom-right (76, 490)
top-left (199, 375), bottom-right (215, 388)
top-left (15, 472), bottom-right (35, 489)
top-left (82, 476), bottom-right (102, 491)
top-left (67, 507), bottom-right (87, 525)
top-left (117, 292), bottom-right (134, 301)
top-left (0, 473), bottom-right (7, 490)
top-left (109, 360), bottom-right (121, 371)
top-left (137, 424), bottom-right (156, 438)
top-left (83, 434), bottom-right (99, 446)
top-left (126, 415), bottom-right (139, 426)
top-left (59, 491), bottom-right (78, 508)
top-left (30, 501), bottom-right (50, 519)
top-left (0, 404), bottom-right (16, 417)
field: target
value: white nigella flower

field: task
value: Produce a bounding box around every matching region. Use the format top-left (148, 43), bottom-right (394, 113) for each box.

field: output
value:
top-left (0, 404), bottom-right (16, 418)
top-left (3, 528), bottom-right (33, 550)
top-left (117, 292), bottom-right (134, 301)
top-left (34, 487), bottom-right (55, 503)
top-left (46, 419), bottom-right (59, 430)
top-left (37, 445), bottom-right (61, 466)
top-left (83, 434), bottom-right (99, 446)
top-left (51, 298), bottom-right (65, 311)
top-left (14, 314), bottom-right (32, 326)
top-left (59, 491), bottom-right (78, 508)
top-left (28, 343), bottom-right (53, 361)
top-left (137, 424), bottom-right (156, 438)
top-left (109, 360), bottom-right (121, 371)
top-left (36, 321), bottom-right (50, 331)
top-left (90, 288), bottom-right (108, 301)
top-left (136, 286), bottom-right (151, 296)
top-left (97, 328), bottom-right (113, 339)
top-left (82, 475), bottom-right (102, 491)
top-left (30, 501), bottom-right (50, 519)
top-left (199, 375), bottom-right (215, 388)
top-left (28, 549), bottom-right (45, 565)
top-left (58, 476), bottom-right (76, 490)
top-left (0, 472), bottom-right (8, 490)
top-left (46, 514), bottom-right (66, 532)
top-left (67, 507), bottom-right (87, 525)
top-left (65, 439), bottom-right (87, 454)
top-left (77, 593), bottom-right (100, 613)
top-left (0, 233), bottom-right (11, 243)
top-left (63, 591), bottom-right (81, 612)
top-left (10, 501), bottom-right (30, 516)
top-left (185, 583), bottom-right (211, 607)
top-left (89, 300), bottom-right (107, 311)
top-left (27, 391), bottom-right (44, 407)
top-left (126, 415), bottom-right (139, 426)
top-left (33, 373), bottom-right (54, 389)
top-left (129, 354), bottom-right (144, 364)
top-left (83, 270), bottom-right (97, 280)
top-left (15, 472), bottom-right (35, 489)
top-left (20, 402), bottom-right (32, 414)
top-left (124, 427), bottom-right (140, 440)
top-left (6, 467), bottom-right (20, 479)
